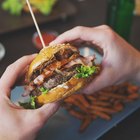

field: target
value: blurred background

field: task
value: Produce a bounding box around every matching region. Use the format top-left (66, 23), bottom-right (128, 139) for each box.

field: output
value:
top-left (0, 0), bottom-right (140, 140)
top-left (0, 0), bottom-right (140, 76)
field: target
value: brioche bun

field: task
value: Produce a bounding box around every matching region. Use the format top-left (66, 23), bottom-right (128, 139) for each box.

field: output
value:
top-left (37, 76), bottom-right (89, 105)
top-left (25, 44), bottom-right (99, 107)
top-left (27, 44), bottom-right (78, 81)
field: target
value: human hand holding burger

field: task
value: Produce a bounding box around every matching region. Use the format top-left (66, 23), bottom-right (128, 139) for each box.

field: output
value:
top-left (0, 33), bottom-right (99, 139)
top-left (0, 54), bottom-right (59, 140)
top-left (50, 25), bottom-right (140, 94)
top-left (20, 25), bottom-right (140, 108)
top-left (1, 25), bottom-right (140, 139)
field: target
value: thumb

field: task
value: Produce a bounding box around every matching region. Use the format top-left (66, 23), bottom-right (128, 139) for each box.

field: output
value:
top-left (38, 102), bottom-right (60, 119)
top-left (30, 102), bottom-right (60, 128)
top-left (82, 67), bottom-right (116, 94)
top-left (37, 102), bottom-right (60, 121)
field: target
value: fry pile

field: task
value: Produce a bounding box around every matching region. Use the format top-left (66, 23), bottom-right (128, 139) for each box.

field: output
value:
top-left (62, 82), bottom-right (140, 132)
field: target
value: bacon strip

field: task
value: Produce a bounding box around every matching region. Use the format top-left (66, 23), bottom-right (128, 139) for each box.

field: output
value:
top-left (64, 55), bottom-right (95, 68)
top-left (26, 54), bottom-right (95, 94)
top-left (26, 53), bottom-right (79, 91)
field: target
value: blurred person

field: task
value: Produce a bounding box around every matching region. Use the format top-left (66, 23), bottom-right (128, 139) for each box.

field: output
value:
top-left (0, 54), bottom-right (60, 140)
top-left (50, 25), bottom-right (140, 94)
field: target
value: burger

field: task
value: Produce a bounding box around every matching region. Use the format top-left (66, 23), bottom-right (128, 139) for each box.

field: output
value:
top-left (20, 44), bottom-right (100, 109)
top-left (2, 0), bottom-right (57, 16)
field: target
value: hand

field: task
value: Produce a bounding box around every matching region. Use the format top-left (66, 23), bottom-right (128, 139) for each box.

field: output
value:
top-left (0, 54), bottom-right (60, 140)
top-left (50, 25), bottom-right (140, 94)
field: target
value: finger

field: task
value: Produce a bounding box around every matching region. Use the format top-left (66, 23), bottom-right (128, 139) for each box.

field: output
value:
top-left (0, 54), bottom-right (37, 95)
top-left (30, 102), bottom-right (60, 128)
top-left (50, 26), bottom-right (93, 44)
top-left (50, 25), bottom-right (110, 49)
top-left (82, 67), bottom-right (117, 94)
top-left (13, 66), bottom-right (29, 87)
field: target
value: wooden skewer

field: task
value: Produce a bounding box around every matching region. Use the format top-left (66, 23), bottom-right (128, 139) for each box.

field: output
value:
top-left (26, 0), bottom-right (46, 48)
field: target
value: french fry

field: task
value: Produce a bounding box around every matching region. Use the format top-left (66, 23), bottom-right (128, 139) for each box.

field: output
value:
top-left (89, 105), bottom-right (118, 114)
top-left (64, 98), bottom-right (89, 114)
top-left (91, 100), bottom-right (111, 107)
top-left (73, 94), bottom-right (90, 107)
top-left (127, 93), bottom-right (140, 100)
top-left (97, 96), bottom-right (110, 101)
top-left (101, 92), bottom-right (126, 100)
top-left (79, 117), bottom-right (92, 132)
top-left (63, 82), bottom-right (140, 133)
top-left (68, 109), bottom-right (85, 120)
top-left (128, 85), bottom-right (139, 93)
top-left (91, 110), bottom-right (111, 120)
top-left (86, 95), bottom-right (97, 102)
top-left (113, 102), bottom-right (124, 112)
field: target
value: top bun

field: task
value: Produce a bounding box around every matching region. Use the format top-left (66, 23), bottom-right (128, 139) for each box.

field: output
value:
top-left (27, 44), bottom-right (78, 81)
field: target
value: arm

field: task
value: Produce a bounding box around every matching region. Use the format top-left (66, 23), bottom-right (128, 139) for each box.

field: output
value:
top-left (0, 54), bottom-right (59, 140)
top-left (50, 25), bottom-right (140, 94)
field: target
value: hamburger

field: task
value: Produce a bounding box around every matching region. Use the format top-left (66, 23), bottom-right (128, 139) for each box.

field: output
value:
top-left (20, 44), bottom-right (100, 109)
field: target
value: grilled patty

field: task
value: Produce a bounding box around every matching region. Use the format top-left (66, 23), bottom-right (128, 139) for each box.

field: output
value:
top-left (31, 64), bottom-right (80, 96)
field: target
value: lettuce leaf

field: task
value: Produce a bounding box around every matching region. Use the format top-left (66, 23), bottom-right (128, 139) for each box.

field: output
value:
top-left (39, 87), bottom-right (49, 95)
top-left (2, 0), bottom-right (24, 15)
top-left (75, 65), bottom-right (99, 78)
top-left (19, 96), bottom-right (36, 109)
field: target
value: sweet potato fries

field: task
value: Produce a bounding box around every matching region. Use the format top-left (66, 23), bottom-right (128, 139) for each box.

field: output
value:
top-left (62, 82), bottom-right (140, 132)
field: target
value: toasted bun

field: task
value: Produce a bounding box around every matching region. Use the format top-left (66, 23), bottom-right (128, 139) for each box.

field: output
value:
top-left (27, 44), bottom-right (78, 81)
top-left (36, 76), bottom-right (91, 105)
top-left (26, 43), bottom-right (99, 106)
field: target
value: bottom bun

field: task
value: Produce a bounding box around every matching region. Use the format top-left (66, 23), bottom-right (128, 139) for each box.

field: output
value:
top-left (36, 76), bottom-right (92, 105)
